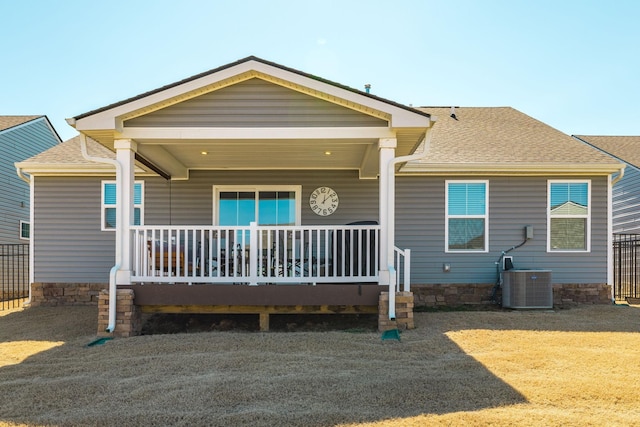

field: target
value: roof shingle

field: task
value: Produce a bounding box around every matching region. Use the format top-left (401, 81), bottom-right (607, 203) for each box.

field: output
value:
top-left (404, 107), bottom-right (621, 170)
top-left (0, 115), bottom-right (42, 132)
top-left (573, 135), bottom-right (640, 169)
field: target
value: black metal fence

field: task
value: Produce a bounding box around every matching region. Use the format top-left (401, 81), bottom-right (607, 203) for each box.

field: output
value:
top-left (613, 233), bottom-right (640, 301)
top-left (1, 244), bottom-right (29, 310)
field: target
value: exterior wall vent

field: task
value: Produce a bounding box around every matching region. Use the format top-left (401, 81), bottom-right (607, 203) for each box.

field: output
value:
top-left (502, 270), bottom-right (553, 309)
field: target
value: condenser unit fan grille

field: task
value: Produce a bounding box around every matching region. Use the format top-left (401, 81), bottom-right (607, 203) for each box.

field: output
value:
top-left (502, 270), bottom-right (552, 309)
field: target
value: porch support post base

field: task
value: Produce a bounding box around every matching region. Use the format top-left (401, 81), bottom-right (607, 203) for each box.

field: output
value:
top-left (259, 312), bottom-right (270, 331)
top-left (97, 289), bottom-right (141, 338)
top-left (378, 291), bottom-right (414, 332)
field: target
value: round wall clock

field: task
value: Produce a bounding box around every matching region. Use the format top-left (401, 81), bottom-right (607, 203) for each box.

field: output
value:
top-left (309, 186), bottom-right (339, 216)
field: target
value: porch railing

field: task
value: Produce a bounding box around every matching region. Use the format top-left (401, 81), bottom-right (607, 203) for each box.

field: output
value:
top-left (130, 223), bottom-right (409, 287)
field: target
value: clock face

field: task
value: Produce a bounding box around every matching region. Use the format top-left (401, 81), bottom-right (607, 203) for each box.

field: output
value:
top-left (309, 186), bottom-right (339, 216)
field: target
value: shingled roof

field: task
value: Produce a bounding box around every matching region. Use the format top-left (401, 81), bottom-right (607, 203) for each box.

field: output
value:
top-left (21, 135), bottom-right (115, 165)
top-left (0, 115), bottom-right (42, 132)
top-left (401, 107), bottom-right (622, 174)
top-left (16, 135), bottom-right (151, 175)
top-left (573, 135), bottom-right (640, 169)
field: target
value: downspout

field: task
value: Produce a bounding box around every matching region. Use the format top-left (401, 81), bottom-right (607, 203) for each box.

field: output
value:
top-left (16, 168), bottom-right (33, 304)
top-left (385, 125), bottom-right (434, 319)
top-left (16, 167), bottom-right (30, 184)
top-left (609, 165), bottom-right (625, 302)
top-left (611, 166), bottom-right (625, 186)
top-left (79, 135), bottom-right (122, 333)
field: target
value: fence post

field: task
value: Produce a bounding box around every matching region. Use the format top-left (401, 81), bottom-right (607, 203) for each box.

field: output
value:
top-left (1, 244), bottom-right (30, 310)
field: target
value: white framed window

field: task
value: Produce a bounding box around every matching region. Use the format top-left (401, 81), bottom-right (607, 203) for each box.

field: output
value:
top-left (548, 180), bottom-right (590, 252)
top-left (212, 186), bottom-right (302, 226)
top-left (19, 221), bottom-right (30, 240)
top-left (446, 180), bottom-right (489, 252)
top-left (101, 181), bottom-right (144, 231)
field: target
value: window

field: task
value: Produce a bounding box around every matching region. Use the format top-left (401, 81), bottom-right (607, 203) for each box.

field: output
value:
top-left (548, 180), bottom-right (590, 251)
top-left (446, 181), bottom-right (488, 252)
top-left (102, 181), bottom-right (144, 231)
top-left (19, 221), bottom-right (29, 240)
top-left (213, 186), bottom-right (301, 226)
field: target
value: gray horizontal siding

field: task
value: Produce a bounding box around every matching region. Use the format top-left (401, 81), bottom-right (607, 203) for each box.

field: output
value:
top-left (612, 165), bottom-right (640, 233)
top-left (124, 78), bottom-right (387, 128)
top-left (395, 175), bottom-right (610, 285)
top-left (33, 171), bottom-right (610, 285)
top-left (33, 176), bottom-right (115, 283)
top-left (0, 118), bottom-right (59, 244)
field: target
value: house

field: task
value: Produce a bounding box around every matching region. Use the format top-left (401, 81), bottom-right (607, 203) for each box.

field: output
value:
top-left (573, 136), bottom-right (640, 233)
top-left (15, 57), bottom-right (623, 336)
top-left (1, 116), bottom-right (61, 244)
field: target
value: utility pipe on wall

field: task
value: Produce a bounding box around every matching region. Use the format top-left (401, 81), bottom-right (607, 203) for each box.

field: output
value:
top-left (79, 135), bottom-right (122, 333)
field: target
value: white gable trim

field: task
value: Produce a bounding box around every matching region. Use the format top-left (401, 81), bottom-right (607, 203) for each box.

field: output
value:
top-left (72, 59), bottom-right (430, 132)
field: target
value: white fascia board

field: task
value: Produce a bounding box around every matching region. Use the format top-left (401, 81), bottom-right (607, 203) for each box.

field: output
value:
top-left (399, 163), bottom-right (624, 175)
top-left (15, 163), bottom-right (148, 175)
top-left (118, 126), bottom-right (396, 140)
top-left (75, 59), bottom-right (431, 131)
top-left (250, 62), bottom-right (432, 128)
top-left (75, 64), bottom-right (260, 131)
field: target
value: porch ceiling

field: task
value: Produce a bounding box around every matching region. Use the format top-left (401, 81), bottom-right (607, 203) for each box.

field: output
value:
top-left (83, 128), bottom-right (427, 179)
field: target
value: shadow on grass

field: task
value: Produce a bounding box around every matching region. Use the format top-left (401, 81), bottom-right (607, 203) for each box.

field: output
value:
top-left (0, 304), bottom-right (637, 426)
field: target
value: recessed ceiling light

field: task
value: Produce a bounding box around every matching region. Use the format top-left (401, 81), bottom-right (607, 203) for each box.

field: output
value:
top-left (201, 151), bottom-right (208, 155)
top-left (324, 151), bottom-right (332, 156)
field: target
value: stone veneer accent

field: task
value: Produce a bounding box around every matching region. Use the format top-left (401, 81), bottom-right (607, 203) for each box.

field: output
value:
top-left (378, 291), bottom-right (415, 331)
top-left (97, 289), bottom-right (141, 338)
top-left (29, 283), bottom-right (107, 306)
top-left (411, 283), bottom-right (612, 308)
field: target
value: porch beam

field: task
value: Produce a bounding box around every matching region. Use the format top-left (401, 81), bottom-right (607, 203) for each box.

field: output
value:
top-left (136, 145), bottom-right (188, 180)
top-left (117, 126), bottom-right (397, 140)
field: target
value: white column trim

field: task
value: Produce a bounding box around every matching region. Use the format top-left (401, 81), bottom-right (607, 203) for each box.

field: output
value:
top-left (114, 139), bottom-right (137, 284)
top-left (378, 137), bottom-right (397, 286)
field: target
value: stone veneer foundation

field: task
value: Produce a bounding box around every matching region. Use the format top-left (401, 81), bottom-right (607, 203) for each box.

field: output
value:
top-left (97, 289), bottom-right (142, 338)
top-left (378, 291), bottom-right (415, 331)
top-left (29, 283), bottom-right (107, 306)
top-left (27, 282), bottom-right (611, 338)
top-left (411, 283), bottom-right (612, 308)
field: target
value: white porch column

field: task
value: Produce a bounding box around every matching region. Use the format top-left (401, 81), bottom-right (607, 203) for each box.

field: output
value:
top-left (114, 139), bottom-right (137, 284)
top-left (378, 137), bottom-right (397, 286)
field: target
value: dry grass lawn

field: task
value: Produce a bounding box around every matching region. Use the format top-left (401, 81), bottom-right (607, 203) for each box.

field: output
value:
top-left (1, 303), bottom-right (639, 426)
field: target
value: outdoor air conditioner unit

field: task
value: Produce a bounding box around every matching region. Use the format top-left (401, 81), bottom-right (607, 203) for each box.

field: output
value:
top-left (502, 270), bottom-right (553, 309)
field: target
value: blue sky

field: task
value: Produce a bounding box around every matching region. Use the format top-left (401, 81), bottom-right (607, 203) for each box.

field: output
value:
top-left (1, 0), bottom-right (638, 142)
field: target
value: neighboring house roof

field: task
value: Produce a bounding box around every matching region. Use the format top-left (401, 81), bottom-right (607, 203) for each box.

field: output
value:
top-left (16, 136), bottom-right (150, 175)
top-left (0, 115), bottom-right (43, 132)
top-left (573, 136), bottom-right (640, 169)
top-left (401, 107), bottom-right (622, 174)
top-left (551, 201), bottom-right (588, 215)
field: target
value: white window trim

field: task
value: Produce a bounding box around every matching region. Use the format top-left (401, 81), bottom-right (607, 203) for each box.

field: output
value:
top-left (19, 220), bottom-right (29, 240)
top-left (547, 179), bottom-right (591, 253)
top-left (101, 180), bottom-right (145, 231)
top-left (445, 180), bottom-right (489, 253)
top-left (212, 185), bottom-right (302, 226)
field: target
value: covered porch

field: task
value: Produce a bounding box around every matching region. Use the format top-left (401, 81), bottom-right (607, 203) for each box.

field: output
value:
top-left (66, 57), bottom-right (433, 333)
